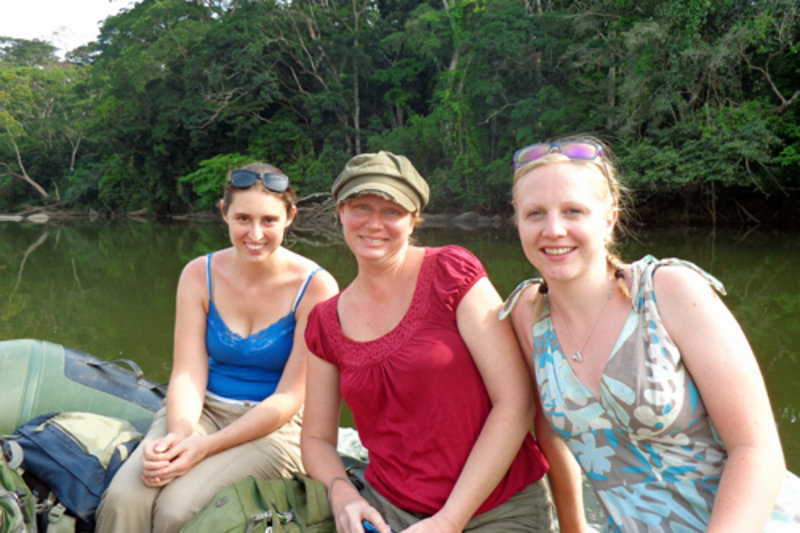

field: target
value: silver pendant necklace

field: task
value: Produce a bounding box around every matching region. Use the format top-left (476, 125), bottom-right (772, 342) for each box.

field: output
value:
top-left (551, 285), bottom-right (614, 363)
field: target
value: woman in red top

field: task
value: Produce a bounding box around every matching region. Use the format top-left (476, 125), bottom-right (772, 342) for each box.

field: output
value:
top-left (302, 151), bottom-right (554, 533)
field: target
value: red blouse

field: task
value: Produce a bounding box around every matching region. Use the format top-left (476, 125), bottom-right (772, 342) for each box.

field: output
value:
top-left (305, 245), bottom-right (548, 516)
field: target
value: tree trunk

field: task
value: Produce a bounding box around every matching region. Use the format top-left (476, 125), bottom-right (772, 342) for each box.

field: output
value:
top-left (8, 134), bottom-right (49, 198)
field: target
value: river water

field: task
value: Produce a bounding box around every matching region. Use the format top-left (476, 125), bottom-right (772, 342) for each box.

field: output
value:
top-left (2, 219), bottom-right (798, 482)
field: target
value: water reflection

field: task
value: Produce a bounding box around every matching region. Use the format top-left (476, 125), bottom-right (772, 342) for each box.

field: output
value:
top-left (1, 220), bottom-right (798, 473)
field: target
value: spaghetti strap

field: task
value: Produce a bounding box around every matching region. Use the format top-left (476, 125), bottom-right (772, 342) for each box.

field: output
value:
top-left (291, 266), bottom-right (323, 312)
top-left (205, 252), bottom-right (214, 302)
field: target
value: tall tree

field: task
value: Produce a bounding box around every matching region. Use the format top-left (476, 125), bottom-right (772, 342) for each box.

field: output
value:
top-left (87, 0), bottom-right (216, 210)
top-left (0, 56), bottom-right (89, 203)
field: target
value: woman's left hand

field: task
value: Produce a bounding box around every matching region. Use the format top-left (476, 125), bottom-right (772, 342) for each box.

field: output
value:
top-left (140, 435), bottom-right (209, 487)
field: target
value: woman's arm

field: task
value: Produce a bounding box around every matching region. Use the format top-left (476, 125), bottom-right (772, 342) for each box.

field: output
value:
top-left (140, 257), bottom-right (212, 486)
top-left (655, 266), bottom-right (785, 532)
top-left (510, 285), bottom-right (587, 533)
top-left (406, 277), bottom-right (537, 533)
top-left (533, 395), bottom-right (586, 532)
top-left (167, 257), bottom-right (213, 438)
top-left (301, 353), bottom-right (389, 533)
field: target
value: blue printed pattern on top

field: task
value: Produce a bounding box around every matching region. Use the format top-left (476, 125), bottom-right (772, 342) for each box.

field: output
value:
top-left (526, 255), bottom-right (800, 532)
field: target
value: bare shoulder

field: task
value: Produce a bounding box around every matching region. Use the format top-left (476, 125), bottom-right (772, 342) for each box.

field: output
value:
top-left (652, 263), bottom-right (719, 306)
top-left (283, 250), bottom-right (338, 310)
top-left (280, 248), bottom-right (320, 273)
top-left (178, 254), bottom-right (210, 289)
top-left (306, 268), bottom-right (339, 299)
top-left (173, 254), bottom-right (215, 315)
top-left (184, 247), bottom-right (237, 280)
top-left (286, 250), bottom-right (337, 290)
top-left (652, 263), bottom-right (732, 350)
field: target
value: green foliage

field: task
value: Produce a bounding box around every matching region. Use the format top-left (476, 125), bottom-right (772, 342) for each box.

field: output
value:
top-left (621, 100), bottom-right (783, 204)
top-left (774, 116), bottom-right (800, 175)
top-left (0, 59), bottom-right (92, 205)
top-left (0, 37), bottom-right (59, 66)
top-left (0, 0), bottom-right (798, 221)
top-left (179, 153), bottom-right (251, 210)
top-left (62, 164), bottom-right (104, 206)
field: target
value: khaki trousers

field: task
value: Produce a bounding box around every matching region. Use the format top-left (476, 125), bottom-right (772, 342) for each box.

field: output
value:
top-left (95, 396), bottom-right (304, 533)
top-left (357, 469), bottom-right (556, 532)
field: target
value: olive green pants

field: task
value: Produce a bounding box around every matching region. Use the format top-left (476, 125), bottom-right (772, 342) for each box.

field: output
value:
top-left (355, 468), bottom-right (556, 532)
top-left (95, 396), bottom-right (304, 533)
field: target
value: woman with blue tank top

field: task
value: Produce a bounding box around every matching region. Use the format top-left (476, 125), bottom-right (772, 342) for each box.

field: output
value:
top-left (96, 162), bottom-right (339, 533)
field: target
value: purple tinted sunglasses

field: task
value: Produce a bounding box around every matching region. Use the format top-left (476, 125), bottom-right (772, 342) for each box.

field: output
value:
top-left (513, 140), bottom-right (603, 171)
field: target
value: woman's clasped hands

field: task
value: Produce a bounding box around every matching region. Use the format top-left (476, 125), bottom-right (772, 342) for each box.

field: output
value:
top-left (139, 433), bottom-right (209, 488)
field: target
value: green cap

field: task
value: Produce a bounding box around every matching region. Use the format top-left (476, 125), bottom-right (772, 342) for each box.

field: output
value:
top-left (332, 151), bottom-right (430, 212)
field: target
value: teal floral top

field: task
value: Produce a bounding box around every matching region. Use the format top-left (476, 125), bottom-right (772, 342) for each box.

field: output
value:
top-left (503, 256), bottom-right (800, 532)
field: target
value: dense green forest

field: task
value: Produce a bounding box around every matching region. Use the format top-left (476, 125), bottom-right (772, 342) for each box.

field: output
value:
top-left (1, 0), bottom-right (798, 225)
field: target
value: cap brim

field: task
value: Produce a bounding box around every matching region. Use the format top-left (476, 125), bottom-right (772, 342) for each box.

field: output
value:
top-left (337, 179), bottom-right (419, 212)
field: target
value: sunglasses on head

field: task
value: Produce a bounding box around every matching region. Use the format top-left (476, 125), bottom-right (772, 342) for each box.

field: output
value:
top-left (513, 140), bottom-right (603, 171)
top-left (228, 169), bottom-right (290, 193)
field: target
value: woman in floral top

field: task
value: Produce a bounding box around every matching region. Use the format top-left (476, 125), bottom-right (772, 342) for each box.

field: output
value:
top-left (501, 136), bottom-right (799, 532)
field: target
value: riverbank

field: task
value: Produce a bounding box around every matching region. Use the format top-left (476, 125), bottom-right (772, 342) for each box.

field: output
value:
top-left (3, 188), bottom-right (799, 229)
top-left (629, 189), bottom-right (800, 228)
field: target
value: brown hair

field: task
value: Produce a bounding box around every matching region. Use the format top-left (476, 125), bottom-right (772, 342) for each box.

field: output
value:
top-left (222, 162), bottom-right (297, 216)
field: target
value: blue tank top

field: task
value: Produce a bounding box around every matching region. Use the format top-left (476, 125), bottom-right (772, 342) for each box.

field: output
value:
top-left (205, 252), bottom-right (322, 402)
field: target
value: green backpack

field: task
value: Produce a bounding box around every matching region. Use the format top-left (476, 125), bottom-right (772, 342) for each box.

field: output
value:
top-left (1, 441), bottom-right (36, 533)
top-left (180, 473), bottom-right (335, 533)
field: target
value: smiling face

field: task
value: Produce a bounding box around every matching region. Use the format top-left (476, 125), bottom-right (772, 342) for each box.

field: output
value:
top-left (338, 194), bottom-right (415, 263)
top-left (221, 188), bottom-right (295, 261)
top-left (514, 160), bottom-right (617, 285)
